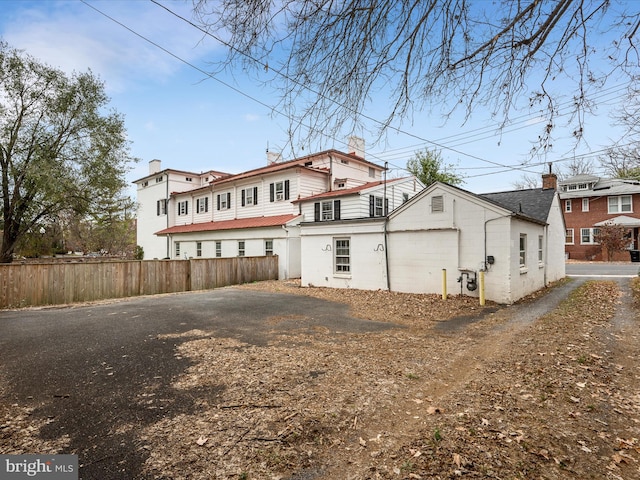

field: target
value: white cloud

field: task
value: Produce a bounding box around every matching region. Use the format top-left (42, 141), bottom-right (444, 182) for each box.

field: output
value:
top-left (244, 113), bottom-right (260, 122)
top-left (1, 1), bottom-right (222, 93)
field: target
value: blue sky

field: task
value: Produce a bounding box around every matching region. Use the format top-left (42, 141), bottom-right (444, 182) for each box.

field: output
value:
top-left (0, 1), bottom-right (631, 197)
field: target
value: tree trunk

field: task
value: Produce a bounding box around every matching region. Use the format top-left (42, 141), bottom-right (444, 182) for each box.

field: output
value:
top-left (1, 226), bottom-right (16, 263)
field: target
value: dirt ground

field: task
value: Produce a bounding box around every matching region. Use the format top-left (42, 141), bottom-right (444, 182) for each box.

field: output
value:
top-left (3, 278), bottom-right (640, 479)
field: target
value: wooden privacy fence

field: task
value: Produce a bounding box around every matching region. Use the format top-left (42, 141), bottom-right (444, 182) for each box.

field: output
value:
top-left (0, 256), bottom-right (279, 309)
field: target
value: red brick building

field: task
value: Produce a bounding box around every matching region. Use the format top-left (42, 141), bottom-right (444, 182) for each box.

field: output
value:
top-left (558, 174), bottom-right (640, 261)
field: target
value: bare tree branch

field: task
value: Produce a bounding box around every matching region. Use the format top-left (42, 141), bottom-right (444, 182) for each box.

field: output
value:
top-left (191, 0), bottom-right (640, 154)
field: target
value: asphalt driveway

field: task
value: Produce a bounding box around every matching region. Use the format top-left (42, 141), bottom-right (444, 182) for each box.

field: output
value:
top-left (0, 288), bottom-right (395, 479)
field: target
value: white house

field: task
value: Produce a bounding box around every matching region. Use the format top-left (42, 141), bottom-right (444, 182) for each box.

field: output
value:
top-left (133, 139), bottom-right (416, 279)
top-left (299, 179), bottom-right (565, 304)
top-left (135, 160), bottom-right (229, 260)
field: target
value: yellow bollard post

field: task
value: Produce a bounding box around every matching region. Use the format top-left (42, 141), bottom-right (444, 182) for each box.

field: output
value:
top-left (442, 269), bottom-right (447, 300)
top-left (479, 270), bottom-right (485, 306)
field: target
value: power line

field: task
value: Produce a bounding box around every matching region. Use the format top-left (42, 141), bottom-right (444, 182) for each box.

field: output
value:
top-left (81, 0), bottom-right (633, 184)
top-left (147, 0), bottom-right (523, 171)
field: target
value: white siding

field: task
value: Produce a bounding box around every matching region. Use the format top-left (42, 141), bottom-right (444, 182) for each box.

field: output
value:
top-left (166, 225), bottom-right (300, 279)
top-left (136, 179), bottom-right (170, 259)
top-left (235, 183), bottom-right (263, 219)
top-left (387, 229), bottom-right (459, 294)
top-left (544, 194), bottom-right (566, 283)
top-left (301, 221), bottom-right (387, 290)
top-left (297, 170), bottom-right (331, 199)
top-left (386, 183), bottom-right (547, 304)
top-left (192, 192), bottom-right (213, 223)
top-left (136, 171), bottom-right (207, 259)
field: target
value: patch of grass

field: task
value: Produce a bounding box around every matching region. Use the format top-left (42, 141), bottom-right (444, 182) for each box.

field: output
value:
top-left (433, 428), bottom-right (442, 442)
top-left (400, 460), bottom-right (414, 472)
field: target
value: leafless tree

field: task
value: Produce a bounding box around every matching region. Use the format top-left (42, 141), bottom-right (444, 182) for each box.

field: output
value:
top-left (600, 85), bottom-right (640, 179)
top-left (191, 0), bottom-right (639, 154)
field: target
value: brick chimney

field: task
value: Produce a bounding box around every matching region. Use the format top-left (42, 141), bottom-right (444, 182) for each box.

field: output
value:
top-left (542, 163), bottom-right (557, 190)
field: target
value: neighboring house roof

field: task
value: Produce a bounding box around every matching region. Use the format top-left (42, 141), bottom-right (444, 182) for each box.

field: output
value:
top-left (559, 177), bottom-right (640, 199)
top-left (155, 214), bottom-right (299, 235)
top-left (594, 215), bottom-right (640, 227)
top-left (480, 188), bottom-right (557, 223)
top-left (559, 174), bottom-right (600, 185)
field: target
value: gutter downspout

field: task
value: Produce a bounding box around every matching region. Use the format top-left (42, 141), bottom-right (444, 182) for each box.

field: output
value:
top-left (166, 178), bottom-right (170, 259)
top-left (544, 223), bottom-right (549, 285)
top-left (484, 214), bottom-right (512, 270)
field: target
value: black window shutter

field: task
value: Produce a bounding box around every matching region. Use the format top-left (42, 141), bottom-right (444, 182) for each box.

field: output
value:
top-left (241, 190), bottom-right (245, 207)
top-left (314, 202), bottom-right (320, 222)
top-left (205, 197), bottom-right (208, 212)
top-left (226, 192), bottom-right (231, 208)
top-left (334, 200), bottom-right (341, 220)
top-left (185, 201), bottom-right (188, 215)
top-left (384, 198), bottom-right (389, 215)
top-left (270, 183), bottom-right (275, 202)
top-left (369, 195), bottom-right (375, 217)
top-left (157, 200), bottom-right (160, 216)
top-left (217, 195), bottom-right (220, 210)
top-left (284, 180), bottom-right (290, 200)
top-left (254, 187), bottom-right (258, 205)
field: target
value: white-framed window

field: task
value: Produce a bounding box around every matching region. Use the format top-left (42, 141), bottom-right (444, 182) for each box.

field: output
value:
top-left (334, 237), bottom-right (350, 274)
top-left (217, 192), bottom-right (231, 210)
top-left (565, 199), bottom-right (572, 212)
top-left (431, 195), bottom-right (444, 213)
top-left (177, 200), bottom-right (188, 216)
top-left (402, 192), bottom-right (409, 203)
top-left (322, 201), bottom-right (334, 220)
top-left (565, 228), bottom-right (574, 245)
top-left (185, 177), bottom-right (193, 182)
top-left (156, 199), bottom-right (167, 216)
top-left (582, 198), bottom-right (589, 212)
top-left (242, 187), bottom-right (258, 206)
top-left (608, 195), bottom-right (632, 214)
top-left (270, 180), bottom-right (290, 202)
top-left (156, 176), bottom-right (164, 183)
top-left (275, 181), bottom-right (284, 201)
top-left (314, 200), bottom-right (341, 221)
top-left (238, 240), bottom-right (245, 257)
top-left (581, 228), bottom-right (600, 244)
top-left (265, 239), bottom-right (273, 256)
top-left (215, 241), bottom-right (222, 258)
top-left (519, 234), bottom-right (527, 268)
top-left (175, 242), bottom-right (180, 258)
top-left (368, 195), bottom-right (388, 217)
top-left (538, 235), bottom-right (544, 263)
top-left (368, 167), bottom-right (375, 178)
top-left (196, 197), bottom-right (209, 214)
top-left (196, 242), bottom-right (202, 257)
